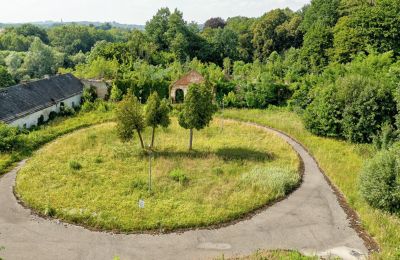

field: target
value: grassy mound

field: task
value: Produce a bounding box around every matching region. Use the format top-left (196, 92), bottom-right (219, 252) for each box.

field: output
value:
top-left (15, 119), bottom-right (300, 232)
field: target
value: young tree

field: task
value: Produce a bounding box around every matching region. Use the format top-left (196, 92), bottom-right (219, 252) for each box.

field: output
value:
top-left (144, 92), bottom-right (171, 148)
top-left (178, 84), bottom-right (216, 150)
top-left (0, 66), bottom-right (15, 88)
top-left (115, 93), bottom-right (145, 149)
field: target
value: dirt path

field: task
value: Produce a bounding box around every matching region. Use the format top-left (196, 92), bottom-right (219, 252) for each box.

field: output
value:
top-left (0, 121), bottom-right (368, 260)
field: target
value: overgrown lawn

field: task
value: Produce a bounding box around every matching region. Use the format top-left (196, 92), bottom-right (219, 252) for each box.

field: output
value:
top-left (15, 119), bottom-right (300, 232)
top-left (222, 108), bottom-right (400, 259)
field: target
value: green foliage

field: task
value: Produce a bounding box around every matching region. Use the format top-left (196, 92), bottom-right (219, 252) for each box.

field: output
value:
top-left (48, 24), bottom-right (113, 55)
top-left (22, 38), bottom-right (64, 79)
top-left (144, 92), bottom-right (171, 128)
top-left (74, 57), bottom-right (119, 80)
top-left (178, 84), bottom-right (216, 150)
top-left (303, 52), bottom-right (398, 143)
top-left (82, 86), bottom-right (97, 103)
top-left (169, 169), bottom-right (189, 184)
top-left (178, 84), bottom-right (216, 131)
top-left (0, 65), bottom-right (15, 88)
top-left (252, 9), bottom-right (302, 61)
top-left (69, 160), bottom-right (82, 170)
top-left (0, 123), bottom-right (21, 152)
top-left (144, 92), bottom-right (171, 147)
top-left (373, 123), bottom-right (398, 150)
top-left (115, 93), bottom-right (145, 148)
top-left (360, 144), bottom-right (400, 213)
top-left (110, 83), bottom-right (123, 102)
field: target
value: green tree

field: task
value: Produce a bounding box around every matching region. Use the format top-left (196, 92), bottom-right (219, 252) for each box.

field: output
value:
top-left (0, 66), bottom-right (15, 88)
top-left (226, 16), bottom-right (255, 62)
top-left (252, 9), bottom-right (302, 61)
top-left (204, 17), bottom-right (226, 29)
top-left (144, 92), bottom-right (171, 148)
top-left (115, 93), bottom-right (145, 149)
top-left (14, 24), bottom-right (49, 44)
top-left (300, 21), bottom-right (333, 72)
top-left (145, 8), bottom-right (171, 51)
top-left (110, 84), bottom-right (123, 102)
top-left (178, 84), bottom-right (216, 150)
top-left (22, 38), bottom-right (63, 78)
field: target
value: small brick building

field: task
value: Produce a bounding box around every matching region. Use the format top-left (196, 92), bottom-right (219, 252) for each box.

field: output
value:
top-left (170, 70), bottom-right (205, 103)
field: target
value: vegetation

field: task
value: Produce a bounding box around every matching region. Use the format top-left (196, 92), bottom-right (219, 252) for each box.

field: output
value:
top-left (15, 119), bottom-right (300, 232)
top-left (226, 249), bottom-right (316, 260)
top-left (144, 92), bottom-right (171, 148)
top-left (222, 108), bottom-right (400, 259)
top-left (0, 108), bottom-right (114, 176)
top-left (115, 93), bottom-right (146, 149)
top-left (360, 144), bottom-right (400, 213)
top-left (178, 84), bottom-right (216, 150)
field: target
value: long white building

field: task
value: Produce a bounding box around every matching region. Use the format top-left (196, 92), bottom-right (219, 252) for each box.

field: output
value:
top-left (0, 74), bottom-right (83, 128)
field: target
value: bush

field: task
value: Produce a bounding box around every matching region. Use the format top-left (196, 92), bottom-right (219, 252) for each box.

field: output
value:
top-left (304, 75), bottom-right (397, 143)
top-left (169, 169), bottom-right (189, 184)
top-left (69, 160), bottom-right (82, 170)
top-left (0, 123), bottom-right (22, 152)
top-left (360, 144), bottom-right (400, 213)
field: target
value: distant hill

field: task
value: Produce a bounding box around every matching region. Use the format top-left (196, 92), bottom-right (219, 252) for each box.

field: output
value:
top-left (0, 21), bottom-right (144, 30)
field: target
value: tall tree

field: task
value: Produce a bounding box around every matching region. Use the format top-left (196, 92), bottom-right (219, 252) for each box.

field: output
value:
top-left (144, 92), bottom-right (171, 148)
top-left (252, 9), bottom-right (302, 61)
top-left (115, 93), bottom-right (146, 149)
top-left (23, 38), bottom-right (63, 78)
top-left (178, 84), bottom-right (216, 150)
top-left (145, 8), bottom-right (171, 51)
top-left (0, 66), bottom-right (15, 88)
top-left (204, 17), bottom-right (226, 29)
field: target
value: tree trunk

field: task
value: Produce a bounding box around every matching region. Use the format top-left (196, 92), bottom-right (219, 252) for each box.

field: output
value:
top-left (137, 130), bottom-right (145, 149)
top-left (189, 129), bottom-right (193, 151)
top-left (151, 127), bottom-right (155, 148)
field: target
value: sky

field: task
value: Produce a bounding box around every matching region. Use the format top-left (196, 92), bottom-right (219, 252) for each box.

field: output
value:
top-left (0, 0), bottom-right (310, 25)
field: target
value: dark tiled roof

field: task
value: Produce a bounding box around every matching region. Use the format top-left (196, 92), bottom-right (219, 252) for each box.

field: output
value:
top-left (0, 74), bottom-right (83, 123)
top-left (173, 70), bottom-right (205, 87)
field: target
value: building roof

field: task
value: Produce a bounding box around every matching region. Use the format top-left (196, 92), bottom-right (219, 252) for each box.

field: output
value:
top-left (172, 70), bottom-right (205, 87)
top-left (0, 74), bottom-right (83, 123)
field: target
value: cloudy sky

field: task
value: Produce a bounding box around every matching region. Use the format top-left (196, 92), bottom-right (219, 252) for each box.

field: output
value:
top-left (0, 0), bottom-right (310, 24)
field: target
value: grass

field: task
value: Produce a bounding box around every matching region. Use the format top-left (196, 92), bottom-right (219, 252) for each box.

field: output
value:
top-left (221, 108), bottom-right (400, 259)
top-left (0, 109), bottom-right (114, 176)
top-left (15, 118), bottom-right (300, 232)
top-left (218, 250), bottom-right (316, 260)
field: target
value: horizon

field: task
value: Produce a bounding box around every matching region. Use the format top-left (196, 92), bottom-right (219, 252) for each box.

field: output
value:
top-left (0, 0), bottom-right (310, 25)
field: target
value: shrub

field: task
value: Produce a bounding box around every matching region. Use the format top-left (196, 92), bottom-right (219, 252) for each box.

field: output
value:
top-left (373, 123), bottom-right (398, 150)
top-left (169, 169), bottom-right (189, 184)
top-left (304, 75), bottom-right (397, 143)
top-left (360, 144), bottom-right (400, 213)
top-left (69, 160), bottom-right (82, 170)
top-left (303, 84), bottom-right (343, 138)
top-left (82, 86), bottom-right (97, 103)
top-left (48, 111), bottom-right (58, 121)
top-left (129, 179), bottom-right (147, 191)
top-left (0, 123), bottom-right (21, 152)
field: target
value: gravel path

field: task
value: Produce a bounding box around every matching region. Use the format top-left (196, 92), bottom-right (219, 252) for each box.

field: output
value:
top-left (0, 121), bottom-right (368, 260)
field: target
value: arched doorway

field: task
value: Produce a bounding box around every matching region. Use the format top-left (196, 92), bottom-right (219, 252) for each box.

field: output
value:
top-left (175, 89), bottom-right (184, 103)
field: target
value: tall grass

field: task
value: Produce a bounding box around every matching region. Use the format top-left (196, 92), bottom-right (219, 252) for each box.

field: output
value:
top-left (0, 109), bottom-right (115, 175)
top-left (222, 108), bottom-right (400, 259)
top-left (15, 119), bottom-right (300, 232)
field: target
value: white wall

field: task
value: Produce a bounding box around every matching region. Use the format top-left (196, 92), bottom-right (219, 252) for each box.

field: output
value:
top-left (9, 94), bottom-right (82, 129)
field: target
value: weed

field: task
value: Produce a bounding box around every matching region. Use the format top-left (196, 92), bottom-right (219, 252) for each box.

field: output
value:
top-left (69, 160), bottom-right (82, 170)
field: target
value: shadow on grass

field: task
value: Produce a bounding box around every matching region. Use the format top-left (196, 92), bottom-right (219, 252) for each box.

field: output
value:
top-left (152, 147), bottom-right (274, 162)
top-left (215, 147), bottom-right (274, 162)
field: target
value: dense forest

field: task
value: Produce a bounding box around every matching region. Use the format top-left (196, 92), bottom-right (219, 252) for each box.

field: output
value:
top-left (1, 0), bottom-right (399, 146)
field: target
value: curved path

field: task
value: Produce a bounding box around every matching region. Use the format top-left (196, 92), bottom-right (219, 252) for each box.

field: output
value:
top-left (0, 121), bottom-right (368, 260)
